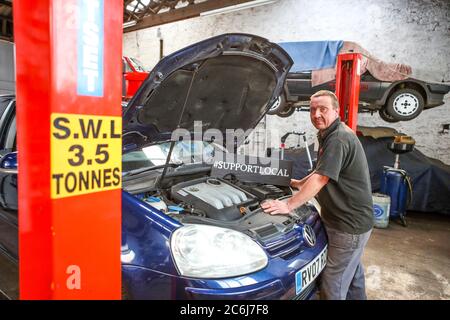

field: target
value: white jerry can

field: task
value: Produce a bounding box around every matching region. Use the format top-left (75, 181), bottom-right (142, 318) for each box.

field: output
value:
top-left (372, 193), bottom-right (391, 228)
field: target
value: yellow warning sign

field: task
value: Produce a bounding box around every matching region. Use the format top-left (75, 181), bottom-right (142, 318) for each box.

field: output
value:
top-left (51, 113), bottom-right (122, 199)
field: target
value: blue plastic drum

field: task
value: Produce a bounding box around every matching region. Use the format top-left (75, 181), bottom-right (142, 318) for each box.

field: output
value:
top-left (380, 167), bottom-right (408, 220)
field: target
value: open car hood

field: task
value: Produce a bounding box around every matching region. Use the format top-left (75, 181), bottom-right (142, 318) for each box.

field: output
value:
top-left (122, 34), bottom-right (293, 151)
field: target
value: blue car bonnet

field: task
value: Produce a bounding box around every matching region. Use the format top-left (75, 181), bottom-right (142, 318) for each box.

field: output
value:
top-left (122, 33), bottom-right (293, 151)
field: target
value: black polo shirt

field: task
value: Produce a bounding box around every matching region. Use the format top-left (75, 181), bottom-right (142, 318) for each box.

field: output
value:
top-left (315, 118), bottom-right (374, 234)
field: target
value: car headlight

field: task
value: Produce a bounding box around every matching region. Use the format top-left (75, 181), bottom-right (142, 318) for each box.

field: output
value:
top-left (171, 224), bottom-right (268, 279)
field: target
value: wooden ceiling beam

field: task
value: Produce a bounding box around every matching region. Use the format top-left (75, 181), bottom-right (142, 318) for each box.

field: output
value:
top-left (0, 35), bottom-right (12, 41)
top-left (1, 19), bottom-right (5, 36)
top-left (0, 0), bottom-right (12, 7)
top-left (0, 14), bottom-right (12, 22)
top-left (123, 0), bottom-right (254, 33)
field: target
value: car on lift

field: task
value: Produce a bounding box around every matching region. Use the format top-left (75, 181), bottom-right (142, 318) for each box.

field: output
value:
top-left (0, 34), bottom-right (327, 300)
top-left (267, 56), bottom-right (450, 122)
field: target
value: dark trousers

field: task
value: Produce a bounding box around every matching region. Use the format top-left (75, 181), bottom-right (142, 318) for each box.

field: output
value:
top-left (320, 226), bottom-right (372, 300)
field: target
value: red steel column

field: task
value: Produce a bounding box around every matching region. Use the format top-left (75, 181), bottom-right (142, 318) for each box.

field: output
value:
top-left (335, 53), bottom-right (362, 132)
top-left (14, 0), bottom-right (123, 299)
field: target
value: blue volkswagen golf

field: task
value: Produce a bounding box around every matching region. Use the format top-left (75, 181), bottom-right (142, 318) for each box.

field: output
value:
top-left (0, 34), bottom-right (327, 300)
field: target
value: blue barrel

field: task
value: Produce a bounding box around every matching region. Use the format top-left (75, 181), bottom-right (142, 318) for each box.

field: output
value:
top-left (380, 167), bottom-right (408, 219)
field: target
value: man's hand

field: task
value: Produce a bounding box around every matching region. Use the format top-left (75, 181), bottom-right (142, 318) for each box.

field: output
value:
top-left (290, 179), bottom-right (302, 189)
top-left (261, 199), bottom-right (291, 215)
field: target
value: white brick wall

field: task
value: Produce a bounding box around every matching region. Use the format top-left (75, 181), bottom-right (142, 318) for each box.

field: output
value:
top-left (123, 0), bottom-right (450, 164)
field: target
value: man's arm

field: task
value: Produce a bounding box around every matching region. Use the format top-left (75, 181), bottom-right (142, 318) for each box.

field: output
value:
top-left (290, 170), bottom-right (316, 189)
top-left (287, 173), bottom-right (328, 211)
top-left (262, 173), bottom-right (329, 215)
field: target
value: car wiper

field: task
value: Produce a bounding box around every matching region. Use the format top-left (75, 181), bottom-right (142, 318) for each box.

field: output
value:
top-left (122, 162), bottom-right (184, 178)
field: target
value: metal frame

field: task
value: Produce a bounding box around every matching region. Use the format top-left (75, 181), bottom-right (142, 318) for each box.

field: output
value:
top-left (335, 53), bottom-right (362, 132)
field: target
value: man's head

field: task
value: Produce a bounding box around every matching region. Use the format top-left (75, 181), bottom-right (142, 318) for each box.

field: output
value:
top-left (310, 90), bottom-right (340, 131)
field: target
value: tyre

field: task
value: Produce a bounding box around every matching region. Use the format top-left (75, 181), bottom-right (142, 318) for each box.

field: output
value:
top-left (277, 106), bottom-right (295, 118)
top-left (267, 95), bottom-right (286, 115)
top-left (379, 108), bottom-right (399, 123)
top-left (385, 88), bottom-right (424, 121)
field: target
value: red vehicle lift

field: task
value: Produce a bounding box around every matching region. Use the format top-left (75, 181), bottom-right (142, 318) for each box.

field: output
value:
top-left (14, 0), bottom-right (123, 299)
top-left (335, 53), bottom-right (362, 132)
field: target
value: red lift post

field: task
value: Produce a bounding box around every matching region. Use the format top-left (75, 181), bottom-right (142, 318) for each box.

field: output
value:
top-left (14, 0), bottom-right (123, 299)
top-left (335, 53), bottom-right (362, 132)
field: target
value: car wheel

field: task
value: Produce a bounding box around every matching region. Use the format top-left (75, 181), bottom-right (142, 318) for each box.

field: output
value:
top-left (277, 106), bottom-right (296, 118)
top-left (385, 88), bottom-right (424, 121)
top-left (379, 108), bottom-right (399, 123)
top-left (267, 95), bottom-right (286, 115)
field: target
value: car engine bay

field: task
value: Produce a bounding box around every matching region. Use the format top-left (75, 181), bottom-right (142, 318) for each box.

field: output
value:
top-left (124, 170), bottom-right (319, 241)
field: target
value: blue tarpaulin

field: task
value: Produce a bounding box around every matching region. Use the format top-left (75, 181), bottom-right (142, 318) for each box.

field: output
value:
top-left (278, 41), bottom-right (344, 72)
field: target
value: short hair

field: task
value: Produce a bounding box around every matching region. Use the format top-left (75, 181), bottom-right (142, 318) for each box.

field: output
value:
top-left (311, 90), bottom-right (339, 109)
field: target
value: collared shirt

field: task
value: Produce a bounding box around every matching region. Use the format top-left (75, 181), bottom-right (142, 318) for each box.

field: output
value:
top-left (315, 118), bottom-right (374, 234)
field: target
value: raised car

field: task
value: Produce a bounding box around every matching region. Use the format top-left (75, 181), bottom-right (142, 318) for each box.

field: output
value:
top-left (269, 67), bottom-right (450, 123)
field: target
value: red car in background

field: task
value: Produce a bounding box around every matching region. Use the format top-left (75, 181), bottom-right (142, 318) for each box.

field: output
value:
top-left (122, 56), bottom-right (149, 100)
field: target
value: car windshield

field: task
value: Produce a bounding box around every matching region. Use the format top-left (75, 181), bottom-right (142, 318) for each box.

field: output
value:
top-left (128, 57), bottom-right (148, 72)
top-left (122, 140), bottom-right (224, 173)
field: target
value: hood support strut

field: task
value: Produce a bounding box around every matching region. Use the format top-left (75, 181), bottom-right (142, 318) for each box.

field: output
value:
top-left (156, 65), bottom-right (200, 189)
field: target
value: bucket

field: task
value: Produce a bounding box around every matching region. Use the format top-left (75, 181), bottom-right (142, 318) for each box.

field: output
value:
top-left (372, 193), bottom-right (390, 228)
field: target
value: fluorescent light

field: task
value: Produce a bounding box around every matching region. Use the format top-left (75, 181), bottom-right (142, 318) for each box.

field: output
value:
top-left (200, 0), bottom-right (277, 17)
top-left (123, 20), bottom-right (137, 28)
top-left (126, 0), bottom-right (150, 12)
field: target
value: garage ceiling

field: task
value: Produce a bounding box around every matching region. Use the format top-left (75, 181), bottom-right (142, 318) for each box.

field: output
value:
top-left (0, 0), bottom-right (267, 41)
top-left (123, 0), bottom-right (267, 32)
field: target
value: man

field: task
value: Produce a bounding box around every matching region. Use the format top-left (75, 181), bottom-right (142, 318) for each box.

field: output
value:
top-left (262, 90), bottom-right (373, 300)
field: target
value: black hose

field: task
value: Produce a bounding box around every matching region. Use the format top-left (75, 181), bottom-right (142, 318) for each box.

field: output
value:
top-left (405, 175), bottom-right (413, 208)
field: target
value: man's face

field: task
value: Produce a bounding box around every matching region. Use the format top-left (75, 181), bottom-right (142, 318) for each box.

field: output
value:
top-left (310, 95), bottom-right (339, 130)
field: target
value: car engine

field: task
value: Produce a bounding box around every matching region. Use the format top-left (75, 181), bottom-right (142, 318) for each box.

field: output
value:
top-left (134, 175), bottom-right (293, 222)
top-left (130, 173), bottom-right (318, 240)
top-left (170, 177), bottom-right (257, 221)
top-left (171, 177), bottom-right (294, 222)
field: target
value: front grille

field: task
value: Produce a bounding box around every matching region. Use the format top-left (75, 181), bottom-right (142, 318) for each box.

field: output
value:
top-left (260, 213), bottom-right (321, 259)
top-left (262, 228), bottom-right (303, 258)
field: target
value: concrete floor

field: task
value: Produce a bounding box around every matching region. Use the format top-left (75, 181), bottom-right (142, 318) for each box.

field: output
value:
top-left (363, 211), bottom-right (450, 300)
top-left (0, 253), bottom-right (17, 300)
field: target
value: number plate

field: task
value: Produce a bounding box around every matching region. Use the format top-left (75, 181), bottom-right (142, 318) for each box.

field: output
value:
top-left (295, 246), bottom-right (328, 295)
